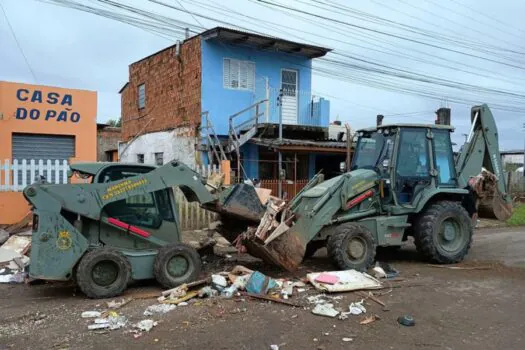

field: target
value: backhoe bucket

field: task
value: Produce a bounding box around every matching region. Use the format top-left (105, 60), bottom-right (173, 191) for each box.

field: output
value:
top-left (469, 170), bottom-right (513, 221)
top-left (478, 194), bottom-right (513, 221)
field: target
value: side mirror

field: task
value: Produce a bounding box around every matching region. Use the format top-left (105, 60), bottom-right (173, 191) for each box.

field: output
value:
top-left (340, 162), bottom-right (346, 173)
top-left (382, 159), bottom-right (390, 169)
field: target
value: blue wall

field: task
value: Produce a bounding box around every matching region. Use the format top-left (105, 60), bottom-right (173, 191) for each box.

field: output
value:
top-left (201, 39), bottom-right (315, 135)
top-left (241, 143), bottom-right (259, 180)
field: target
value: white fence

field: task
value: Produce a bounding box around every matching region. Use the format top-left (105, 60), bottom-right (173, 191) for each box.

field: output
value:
top-left (176, 163), bottom-right (221, 231)
top-left (0, 159), bottom-right (69, 192)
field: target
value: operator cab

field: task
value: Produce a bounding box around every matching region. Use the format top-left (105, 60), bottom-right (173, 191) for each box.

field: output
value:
top-left (352, 124), bottom-right (456, 206)
top-left (68, 163), bottom-right (179, 248)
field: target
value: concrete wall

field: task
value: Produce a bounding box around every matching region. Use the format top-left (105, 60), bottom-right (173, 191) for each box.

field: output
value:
top-left (201, 39), bottom-right (313, 135)
top-left (0, 80), bottom-right (97, 224)
top-left (120, 37), bottom-right (202, 141)
top-left (97, 126), bottom-right (121, 161)
top-left (119, 128), bottom-right (196, 167)
top-left (502, 153), bottom-right (523, 166)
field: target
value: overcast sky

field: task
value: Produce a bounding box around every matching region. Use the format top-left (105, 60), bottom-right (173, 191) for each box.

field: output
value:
top-left (1, 0), bottom-right (525, 150)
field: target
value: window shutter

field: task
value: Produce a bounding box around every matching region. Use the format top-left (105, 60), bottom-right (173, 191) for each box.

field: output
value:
top-left (230, 59), bottom-right (240, 88)
top-left (223, 59), bottom-right (231, 88)
top-left (247, 62), bottom-right (255, 91)
top-left (239, 61), bottom-right (248, 89)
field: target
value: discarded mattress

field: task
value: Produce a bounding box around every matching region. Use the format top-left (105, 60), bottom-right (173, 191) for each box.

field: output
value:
top-left (307, 270), bottom-right (381, 293)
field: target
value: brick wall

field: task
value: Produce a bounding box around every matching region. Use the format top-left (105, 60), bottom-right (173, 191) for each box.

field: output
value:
top-left (120, 37), bottom-right (202, 141)
top-left (97, 126), bottom-right (121, 161)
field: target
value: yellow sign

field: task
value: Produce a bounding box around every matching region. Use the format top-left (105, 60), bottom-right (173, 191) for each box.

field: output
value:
top-left (101, 178), bottom-right (148, 200)
top-left (57, 230), bottom-right (72, 250)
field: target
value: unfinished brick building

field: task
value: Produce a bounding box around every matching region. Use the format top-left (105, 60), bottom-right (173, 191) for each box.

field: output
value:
top-left (119, 27), bottom-right (335, 179)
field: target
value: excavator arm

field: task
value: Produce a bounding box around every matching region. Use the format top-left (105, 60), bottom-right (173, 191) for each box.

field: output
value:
top-left (455, 104), bottom-right (513, 221)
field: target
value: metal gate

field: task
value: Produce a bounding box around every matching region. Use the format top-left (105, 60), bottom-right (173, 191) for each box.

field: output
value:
top-left (12, 133), bottom-right (75, 183)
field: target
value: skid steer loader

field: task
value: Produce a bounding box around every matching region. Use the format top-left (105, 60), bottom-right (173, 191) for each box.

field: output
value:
top-left (219, 104), bottom-right (513, 271)
top-left (23, 162), bottom-right (263, 298)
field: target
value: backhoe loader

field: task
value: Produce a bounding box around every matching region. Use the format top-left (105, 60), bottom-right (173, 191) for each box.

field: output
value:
top-left (23, 104), bottom-right (511, 298)
top-left (216, 104), bottom-right (513, 271)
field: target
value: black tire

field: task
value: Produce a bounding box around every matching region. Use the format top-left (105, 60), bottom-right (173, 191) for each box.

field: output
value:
top-left (153, 243), bottom-right (202, 289)
top-left (303, 240), bottom-right (325, 260)
top-left (76, 248), bottom-right (132, 299)
top-left (414, 201), bottom-right (473, 264)
top-left (327, 224), bottom-right (376, 271)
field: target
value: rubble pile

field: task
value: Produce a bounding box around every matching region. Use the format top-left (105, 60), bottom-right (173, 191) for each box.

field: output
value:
top-left (0, 219), bottom-right (32, 284)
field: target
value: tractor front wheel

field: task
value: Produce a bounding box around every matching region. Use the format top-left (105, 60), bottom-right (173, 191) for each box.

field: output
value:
top-left (327, 224), bottom-right (376, 271)
top-left (414, 201), bottom-right (473, 263)
top-left (76, 248), bottom-right (132, 299)
top-left (153, 243), bottom-right (202, 289)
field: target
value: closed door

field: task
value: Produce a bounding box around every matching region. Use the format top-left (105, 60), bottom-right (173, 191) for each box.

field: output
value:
top-left (281, 69), bottom-right (298, 125)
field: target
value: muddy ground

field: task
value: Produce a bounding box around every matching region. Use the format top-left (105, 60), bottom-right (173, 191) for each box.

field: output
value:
top-left (1, 226), bottom-right (525, 350)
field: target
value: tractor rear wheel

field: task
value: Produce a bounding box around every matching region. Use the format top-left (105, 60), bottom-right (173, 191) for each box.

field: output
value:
top-left (414, 201), bottom-right (473, 263)
top-left (76, 248), bottom-right (132, 299)
top-left (153, 243), bottom-right (202, 289)
top-left (327, 223), bottom-right (376, 271)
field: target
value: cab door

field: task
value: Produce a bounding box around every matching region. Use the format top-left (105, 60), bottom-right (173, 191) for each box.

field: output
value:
top-left (394, 128), bottom-right (431, 204)
top-left (95, 166), bottom-right (181, 249)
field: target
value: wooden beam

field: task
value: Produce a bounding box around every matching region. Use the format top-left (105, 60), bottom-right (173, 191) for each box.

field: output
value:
top-left (276, 146), bottom-right (348, 153)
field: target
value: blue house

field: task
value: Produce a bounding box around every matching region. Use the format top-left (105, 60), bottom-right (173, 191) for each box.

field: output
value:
top-left (120, 27), bottom-right (346, 191)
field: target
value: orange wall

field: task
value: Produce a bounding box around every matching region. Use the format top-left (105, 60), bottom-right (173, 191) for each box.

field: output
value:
top-left (0, 81), bottom-right (97, 224)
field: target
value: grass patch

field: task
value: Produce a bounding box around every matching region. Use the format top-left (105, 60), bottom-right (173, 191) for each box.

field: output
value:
top-left (507, 205), bottom-right (525, 226)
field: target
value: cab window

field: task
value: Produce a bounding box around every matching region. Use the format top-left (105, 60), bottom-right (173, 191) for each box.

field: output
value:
top-left (433, 130), bottom-right (456, 186)
top-left (98, 166), bottom-right (174, 228)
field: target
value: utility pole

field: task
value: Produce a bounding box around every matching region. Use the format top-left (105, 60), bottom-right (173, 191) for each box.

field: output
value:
top-left (522, 123), bottom-right (525, 191)
top-left (278, 89), bottom-right (283, 199)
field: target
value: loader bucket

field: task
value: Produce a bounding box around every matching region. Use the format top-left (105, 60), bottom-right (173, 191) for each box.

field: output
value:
top-left (211, 184), bottom-right (266, 222)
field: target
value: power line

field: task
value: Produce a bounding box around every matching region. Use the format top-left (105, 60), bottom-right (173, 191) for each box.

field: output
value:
top-left (1, 2), bottom-right (38, 82)
top-left (257, 0), bottom-right (525, 71)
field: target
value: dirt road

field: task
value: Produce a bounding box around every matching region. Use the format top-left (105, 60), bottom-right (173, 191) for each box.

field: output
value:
top-left (1, 226), bottom-right (524, 349)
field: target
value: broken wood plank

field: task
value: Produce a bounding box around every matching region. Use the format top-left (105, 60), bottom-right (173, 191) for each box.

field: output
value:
top-left (239, 291), bottom-right (301, 307)
top-left (428, 264), bottom-right (492, 270)
top-left (356, 291), bottom-right (386, 307)
top-left (160, 277), bottom-right (211, 296)
top-left (161, 290), bottom-right (199, 304)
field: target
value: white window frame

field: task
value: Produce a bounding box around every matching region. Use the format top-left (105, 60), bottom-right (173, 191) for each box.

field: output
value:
top-left (223, 58), bottom-right (255, 91)
top-left (138, 83), bottom-right (145, 109)
top-left (154, 152), bottom-right (164, 166)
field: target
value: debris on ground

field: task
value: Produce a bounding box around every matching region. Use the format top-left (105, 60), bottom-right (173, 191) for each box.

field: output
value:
top-left (134, 319), bottom-right (157, 332)
top-left (144, 304), bottom-right (176, 316)
top-left (81, 311), bottom-right (102, 318)
top-left (397, 315), bottom-right (415, 327)
top-left (374, 262), bottom-right (399, 279)
top-left (311, 303), bottom-right (339, 318)
top-left (349, 300), bottom-right (367, 315)
top-left (342, 337), bottom-right (353, 342)
top-left (246, 271), bottom-right (278, 294)
top-left (314, 273), bottom-right (340, 285)
top-left (0, 231), bottom-right (32, 284)
top-left (86, 312), bottom-right (127, 331)
top-left (106, 297), bottom-right (132, 310)
top-left (307, 270), bottom-right (381, 292)
top-left (360, 315), bottom-right (379, 325)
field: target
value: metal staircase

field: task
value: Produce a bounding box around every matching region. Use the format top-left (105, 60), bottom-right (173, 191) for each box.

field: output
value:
top-left (200, 99), bottom-right (267, 180)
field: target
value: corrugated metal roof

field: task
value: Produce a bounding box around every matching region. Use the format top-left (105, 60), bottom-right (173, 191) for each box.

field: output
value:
top-left (359, 123), bottom-right (454, 132)
top-left (251, 137), bottom-right (347, 149)
top-left (200, 27), bottom-right (331, 58)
